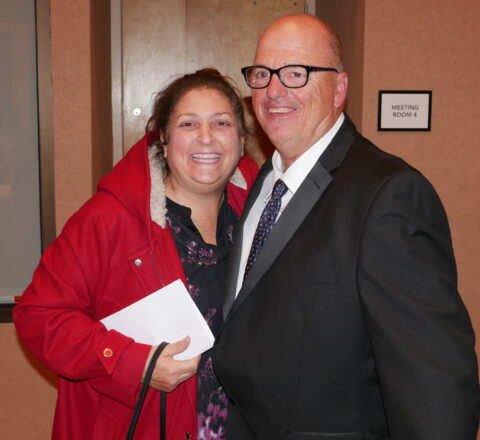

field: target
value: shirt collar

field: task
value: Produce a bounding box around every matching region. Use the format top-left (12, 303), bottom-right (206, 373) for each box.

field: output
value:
top-left (271, 113), bottom-right (345, 194)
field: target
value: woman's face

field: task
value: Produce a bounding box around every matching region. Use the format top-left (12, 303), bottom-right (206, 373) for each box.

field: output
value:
top-left (164, 87), bottom-right (244, 197)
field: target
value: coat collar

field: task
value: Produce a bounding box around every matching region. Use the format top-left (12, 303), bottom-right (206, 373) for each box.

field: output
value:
top-left (98, 131), bottom-right (250, 237)
top-left (148, 142), bottom-right (250, 229)
top-left (319, 115), bottom-right (357, 172)
top-left (148, 143), bottom-right (167, 228)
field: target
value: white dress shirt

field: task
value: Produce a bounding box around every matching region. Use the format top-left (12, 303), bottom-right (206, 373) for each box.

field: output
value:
top-left (235, 113), bottom-right (345, 296)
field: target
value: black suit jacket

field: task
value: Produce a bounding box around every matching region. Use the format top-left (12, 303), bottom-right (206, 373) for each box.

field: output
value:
top-left (213, 117), bottom-right (480, 440)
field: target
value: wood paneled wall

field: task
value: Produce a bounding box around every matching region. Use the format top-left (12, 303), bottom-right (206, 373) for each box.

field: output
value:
top-left (120, 0), bottom-right (303, 164)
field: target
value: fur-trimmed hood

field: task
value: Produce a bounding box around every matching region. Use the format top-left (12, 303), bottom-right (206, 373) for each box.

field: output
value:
top-left (98, 132), bottom-right (255, 235)
top-left (148, 143), bottom-right (249, 229)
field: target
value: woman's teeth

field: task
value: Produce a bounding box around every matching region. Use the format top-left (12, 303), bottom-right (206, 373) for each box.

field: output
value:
top-left (192, 153), bottom-right (221, 162)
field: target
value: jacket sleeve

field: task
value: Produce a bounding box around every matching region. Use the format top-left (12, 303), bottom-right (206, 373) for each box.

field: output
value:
top-left (357, 169), bottom-right (480, 439)
top-left (13, 206), bottom-right (151, 408)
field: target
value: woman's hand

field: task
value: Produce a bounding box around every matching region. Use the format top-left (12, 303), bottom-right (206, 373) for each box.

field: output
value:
top-left (142, 336), bottom-right (200, 392)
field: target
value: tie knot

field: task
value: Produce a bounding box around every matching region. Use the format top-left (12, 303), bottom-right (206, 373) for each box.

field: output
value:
top-left (271, 179), bottom-right (288, 201)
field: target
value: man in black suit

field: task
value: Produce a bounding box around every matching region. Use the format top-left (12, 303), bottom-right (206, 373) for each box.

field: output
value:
top-left (213, 13), bottom-right (479, 440)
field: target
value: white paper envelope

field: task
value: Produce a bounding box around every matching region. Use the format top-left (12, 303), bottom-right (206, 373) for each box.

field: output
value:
top-left (100, 279), bottom-right (214, 360)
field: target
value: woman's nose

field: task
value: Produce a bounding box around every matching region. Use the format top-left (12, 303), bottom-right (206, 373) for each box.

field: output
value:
top-left (197, 124), bottom-right (214, 145)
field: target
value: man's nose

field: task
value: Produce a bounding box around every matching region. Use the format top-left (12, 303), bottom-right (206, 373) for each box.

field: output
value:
top-left (265, 73), bottom-right (288, 99)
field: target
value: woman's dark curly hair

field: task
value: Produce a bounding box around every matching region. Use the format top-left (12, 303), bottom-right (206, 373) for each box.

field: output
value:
top-left (145, 68), bottom-right (247, 144)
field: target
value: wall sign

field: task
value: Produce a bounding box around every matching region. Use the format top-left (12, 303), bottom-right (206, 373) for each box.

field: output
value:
top-left (378, 90), bottom-right (432, 131)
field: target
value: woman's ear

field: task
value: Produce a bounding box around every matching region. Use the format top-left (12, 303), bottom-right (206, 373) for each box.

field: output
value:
top-left (159, 130), bottom-right (167, 158)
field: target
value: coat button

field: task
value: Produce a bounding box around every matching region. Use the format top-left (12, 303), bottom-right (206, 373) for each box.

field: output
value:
top-left (103, 348), bottom-right (113, 357)
top-left (185, 432), bottom-right (192, 440)
top-left (134, 258), bottom-right (142, 266)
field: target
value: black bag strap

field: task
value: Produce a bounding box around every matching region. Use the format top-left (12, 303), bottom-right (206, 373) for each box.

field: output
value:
top-left (160, 387), bottom-right (167, 439)
top-left (126, 342), bottom-right (169, 440)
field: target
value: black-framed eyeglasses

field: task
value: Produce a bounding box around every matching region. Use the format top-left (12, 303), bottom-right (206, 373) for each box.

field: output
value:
top-left (241, 64), bottom-right (339, 89)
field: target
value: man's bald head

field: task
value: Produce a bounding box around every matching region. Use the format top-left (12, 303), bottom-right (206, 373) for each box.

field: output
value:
top-left (256, 14), bottom-right (344, 73)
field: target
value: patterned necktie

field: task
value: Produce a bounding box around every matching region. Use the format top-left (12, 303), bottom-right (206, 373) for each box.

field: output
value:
top-left (244, 179), bottom-right (288, 280)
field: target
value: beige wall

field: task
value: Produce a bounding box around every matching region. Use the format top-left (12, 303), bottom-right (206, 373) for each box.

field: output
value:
top-left (51, 0), bottom-right (93, 231)
top-left (51, 0), bottom-right (112, 232)
top-left (0, 324), bottom-right (57, 439)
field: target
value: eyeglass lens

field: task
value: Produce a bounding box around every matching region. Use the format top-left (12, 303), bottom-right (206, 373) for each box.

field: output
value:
top-left (246, 66), bottom-right (309, 88)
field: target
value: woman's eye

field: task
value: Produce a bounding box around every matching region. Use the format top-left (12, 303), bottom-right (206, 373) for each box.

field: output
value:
top-left (179, 121), bottom-right (194, 128)
top-left (215, 120), bottom-right (232, 127)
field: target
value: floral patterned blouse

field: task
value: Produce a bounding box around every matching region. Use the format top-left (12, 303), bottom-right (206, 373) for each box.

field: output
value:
top-left (166, 195), bottom-right (238, 440)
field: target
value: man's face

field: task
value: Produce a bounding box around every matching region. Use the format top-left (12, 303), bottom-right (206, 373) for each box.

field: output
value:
top-left (252, 18), bottom-right (347, 168)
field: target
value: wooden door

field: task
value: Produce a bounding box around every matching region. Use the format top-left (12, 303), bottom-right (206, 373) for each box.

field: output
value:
top-left (116, 0), bottom-right (305, 164)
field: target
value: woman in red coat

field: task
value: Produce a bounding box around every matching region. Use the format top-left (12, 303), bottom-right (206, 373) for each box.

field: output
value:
top-left (13, 68), bottom-right (258, 440)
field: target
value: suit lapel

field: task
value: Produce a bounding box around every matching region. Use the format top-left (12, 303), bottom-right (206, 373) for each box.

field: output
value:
top-left (223, 116), bottom-right (358, 323)
top-left (225, 161), bottom-right (332, 322)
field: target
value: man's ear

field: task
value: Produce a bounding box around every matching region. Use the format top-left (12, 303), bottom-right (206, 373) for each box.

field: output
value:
top-left (334, 72), bottom-right (348, 109)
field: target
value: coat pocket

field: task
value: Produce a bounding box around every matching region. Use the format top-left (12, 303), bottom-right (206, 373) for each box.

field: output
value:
top-left (128, 248), bottom-right (164, 294)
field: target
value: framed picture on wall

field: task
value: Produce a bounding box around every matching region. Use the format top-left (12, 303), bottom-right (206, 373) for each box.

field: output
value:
top-left (378, 90), bottom-right (432, 131)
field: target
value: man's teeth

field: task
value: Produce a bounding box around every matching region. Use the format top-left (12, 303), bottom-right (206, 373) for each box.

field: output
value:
top-left (267, 107), bottom-right (293, 113)
top-left (192, 153), bottom-right (221, 161)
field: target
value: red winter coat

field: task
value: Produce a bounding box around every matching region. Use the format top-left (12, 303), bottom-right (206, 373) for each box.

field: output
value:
top-left (13, 132), bottom-right (258, 440)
